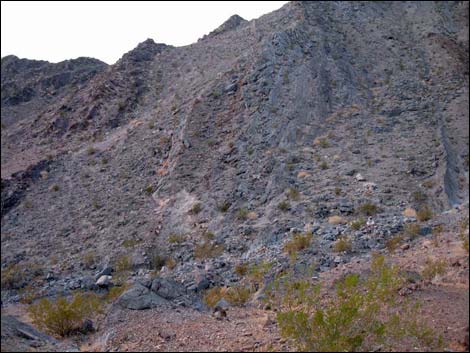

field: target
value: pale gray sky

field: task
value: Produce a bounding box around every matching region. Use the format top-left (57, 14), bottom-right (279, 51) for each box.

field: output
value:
top-left (1, 1), bottom-right (288, 64)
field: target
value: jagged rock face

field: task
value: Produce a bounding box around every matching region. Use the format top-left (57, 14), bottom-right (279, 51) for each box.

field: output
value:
top-left (1, 2), bottom-right (468, 297)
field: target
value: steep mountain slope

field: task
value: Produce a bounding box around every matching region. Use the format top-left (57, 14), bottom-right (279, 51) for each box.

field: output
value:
top-left (1, 2), bottom-right (469, 346)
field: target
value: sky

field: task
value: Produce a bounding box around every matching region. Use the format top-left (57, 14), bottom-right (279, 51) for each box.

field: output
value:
top-left (1, 1), bottom-right (288, 64)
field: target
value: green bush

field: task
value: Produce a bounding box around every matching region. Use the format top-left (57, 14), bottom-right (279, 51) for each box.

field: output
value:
top-left (28, 293), bottom-right (102, 337)
top-left (271, 255), bottom-right (441, 351)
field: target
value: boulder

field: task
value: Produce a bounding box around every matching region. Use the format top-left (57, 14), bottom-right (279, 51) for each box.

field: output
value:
top-left (150, 278), bottom-right (186, 300)
top-left (117, 284), bottom-right (168, 310)
top-left (95, 275), bottom-right (112, 287)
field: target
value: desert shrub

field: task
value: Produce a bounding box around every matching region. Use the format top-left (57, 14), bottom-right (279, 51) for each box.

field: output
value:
top-left (286, 188), bottom-right (300, 201)
top-left (411, 190), bottom-right (427, 204)
top-left (149, 249), bottom-right (167, 271)
top-left (320, 161), bottom-right (329, 170)
top-left (1, 264), bottom-right (26, 290)
top-left (272, 255), bottom-right (441, 352)
top-left (203, 286), bottom-right (252, 308)
top-left (168, 234), bottom-right (185, 244)
top-left (224, 286), bottom-right (252, 306)
top-left (278, 200), bottom-right (290, 212)
top-left (235, 263), bottom-right (249, 277)
top-left (50, 184), bottom-right (60, 192)
top-left (203, 231), bottom-right (215, 241)
top-left (422, 180), bottom-right (434, 188)
top-left (87, 146), bottom-right (96, 155)
top-left (334, 187), bottom-right (342, 196)
top-left (83, 251), bottom-right (97, 268)
top-left (122, 239), bottom-right (140, 248)
top-left (165, 257), bottom-right (177, 270)
top-left (28, 293), bottom-right (103, 337)
top-left (19, 284), bottom-right (39, 304)
top-left (218, 201), bottom-right (231, 213)
top-left (190, 203), bottom-right (202, 215)
top-left (416, 206), bottom-right (433, 222)
top-left (145, 185), bottom-right (154, 194)
top-left (194, 241), bottom-right (224, 259)
top-left (237, 208), bottom-right (249, 220)
top-left (204, 287), bottom-right (224, 308)
top-left (105, 285), bottom-right (129, 303)
top-left (284, 233), bottom-right (313, 255)
top-left (404, 223), bottom-right (421, 239)
top-left (333, 236), bottom-right (352, 253)
top-left (247, 261), bottom-right (273, 289)
top-left (114, 255), bottom-right (132, 273)
top-left (385, 235), bottom-right (404, 253)
top-left (350, 218), bottom-right (366, 230)
top-left (359, 203), bottom-right (378, 216)
top-left (421, 258), bottom-right (446, 280)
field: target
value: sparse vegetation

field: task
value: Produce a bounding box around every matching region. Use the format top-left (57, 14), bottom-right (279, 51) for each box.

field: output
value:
top-left (421, 258), bottom-right (446, 280)
top-left (286, 187), bottom-right (300, 201)
top-left (271, 254), bottom-right (441, 352)
top-left (237, 207), bottom-right (249, 220)
top-left (87, 146), bottom-right (96, 155)
top-left (218, 201), bottom-right (231, 213)
top-left (385, 234), bottom-right (404, 253)
top-left (404, 223), bottom-right (421, 239)
top-left (204, 285), bottom-right (252, 308)
top-left (235, 263), bottom-right (249, 277)
top-left (320, 161), bottom-right (329, 170)
top-left (333, 236), bottom-right (353, 253)
top-left (168, 234), bottom-right (185, 244)
top-left (416, 206), bottom-right (433, 222)
top-left (28, 293), bottom-right (103, 337)
top-left (122, 239), bottom-right (140, 248)
top-left (194, 241), bottom-right (224, 259)
top-left (359, 203), bottom-right (378, 216)
top-left (350, 218), bottom-right (366, 230)
top-left (284, 232), bottom-right (313, 255)
top-left (190, 203), bottom-right (202, 215)
top-left (412, 190), bottom-right (427, 204)
top-left (1, 264), bottom-right (26, 290)
top-left (114, 254), bottom-right (132, 273)
top-left (278, 200), bottom-right (290, 212)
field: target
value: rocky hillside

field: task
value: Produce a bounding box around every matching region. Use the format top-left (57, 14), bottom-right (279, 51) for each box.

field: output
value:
top-left (1, 1), bottom-right (469, 351)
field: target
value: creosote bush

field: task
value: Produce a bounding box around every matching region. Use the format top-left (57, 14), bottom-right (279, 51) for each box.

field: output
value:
top-left (270, 254), bottom-right (442, 351)
top-left (28, 293), bottom-right (103, 337)
top-left (421, 258), bottom-right (446, 280)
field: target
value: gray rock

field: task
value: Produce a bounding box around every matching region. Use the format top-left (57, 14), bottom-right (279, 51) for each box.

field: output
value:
top-left (150, 278), bottom-right (186, 300)
top-left (117, 284), bottom-right (168, 310)
top-left (95, 275), bottom-right (112, 287)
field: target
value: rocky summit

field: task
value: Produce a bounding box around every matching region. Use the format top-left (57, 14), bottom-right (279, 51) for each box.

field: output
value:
top-left (1, 2), bottom-right (469, 352)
